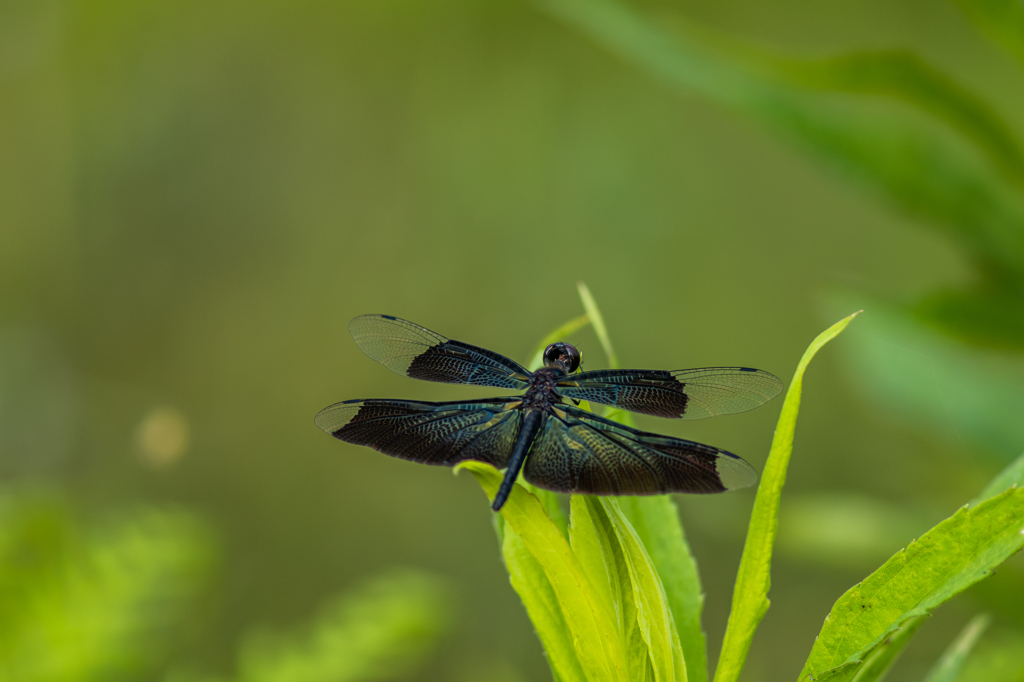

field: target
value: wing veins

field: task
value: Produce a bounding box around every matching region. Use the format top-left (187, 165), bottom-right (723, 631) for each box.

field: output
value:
top-left (552, 410), bottom-right (662, 491)
top-left (370, 410), bottom-right (486, 453)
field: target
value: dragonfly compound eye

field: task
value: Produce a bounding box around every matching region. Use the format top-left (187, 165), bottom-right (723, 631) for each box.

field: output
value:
top-left (544, 343), bottom-right (581, 373)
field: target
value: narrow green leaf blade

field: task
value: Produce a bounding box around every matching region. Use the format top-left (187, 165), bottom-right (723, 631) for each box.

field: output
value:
top-left (923, 614), bottom-right (992, 682)
top-left (601, 498), bottom-right (687, 682)
top-left (569, 495), bottom-right (627, 631)
top-left (457, 461), bottom-right (627, 682)
top-left (503, 525), bottom-right (588, 682)
top-left (956, 630), bottom-right (1024, 682)
top-left (570, 496), bottom-right (652, 679)
top-left (798, 488), bottom-right (1024, 682)
top-left (619, 496), bottom-right (708, 682)
top-left (577, 282), bottom-right (619, 369)
top-left (714, 311), bottom-right (861, 682)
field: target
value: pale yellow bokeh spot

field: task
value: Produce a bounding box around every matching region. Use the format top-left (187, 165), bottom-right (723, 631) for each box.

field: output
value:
top-left (136, 407), bottom-right (190, 469)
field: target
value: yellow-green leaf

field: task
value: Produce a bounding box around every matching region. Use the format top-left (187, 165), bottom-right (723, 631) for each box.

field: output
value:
top-left (601, 498), bottom-right (686, 682)
top-left (799, 488), bottom-right (1024, 681)
top-left (714, 312), bottom-right (860, 682)
top-left (503, 526), bottom-right (588, 682)
top-left (457, 461), bottom-right (627, 682)
top-left (619, 496), bottom-right (707, 682)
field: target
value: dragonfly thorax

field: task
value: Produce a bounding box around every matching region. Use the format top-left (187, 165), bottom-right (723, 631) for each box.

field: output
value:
top-left (522, 366), bottom-right (566, 411)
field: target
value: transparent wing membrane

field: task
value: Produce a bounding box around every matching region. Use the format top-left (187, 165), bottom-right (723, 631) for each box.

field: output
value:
top-left (349, 315), bottom-right (531, 389)
top-left (555, 367), bottom-right (783, 419)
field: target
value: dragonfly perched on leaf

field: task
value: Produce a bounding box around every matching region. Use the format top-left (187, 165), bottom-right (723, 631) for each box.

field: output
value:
top-left (315, 315), bottom-right (784, 511)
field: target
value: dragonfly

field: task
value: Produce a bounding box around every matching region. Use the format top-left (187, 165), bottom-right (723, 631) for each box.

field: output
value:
top-left (315, 315), bottom-right (784, 511)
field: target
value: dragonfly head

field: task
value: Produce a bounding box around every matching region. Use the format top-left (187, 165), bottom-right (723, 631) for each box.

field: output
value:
top-left (543, 342), bottom-right (581, 374)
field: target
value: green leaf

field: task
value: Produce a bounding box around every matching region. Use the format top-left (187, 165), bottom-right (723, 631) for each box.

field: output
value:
top-left (570, 494), bottom-right (688, 682)
top-left (957, 629), bottom-right (1024, 682)
top-left (0, 494), bottom-right (213, 682)
top-left (714, 311), bottom-right (860, 682)
top-left (599, 498), bottom-right (686, 682)
top-left (798, 487), bottom-right (1024, 682)
top-left (769, 51), bottom-right (1024, 188)
top-left (829, 295), bottom-right (1024, 461)
top-left (570, 496), bottom-right (653, 680)
top-left (576, 283), bottom-right (708, 682)
top-left (577, 282), bottom-right (619, 370)
top-left (949, 0), bottom-right (1024, 69)
top-left (916, 286), bottom-right (1024, 351)
top-left (836, 615), bottom-right (928, 682)
top-left (576, 282), bottom-right (631, 425)
top-left (541, 0), bottom-right (1024, 282)
top-left (619, 496), bottom-right (707, 682)
top-left (457, 461), bottom-right (627, 682)
top-left (503, 526), bottom-right (588, 682)
top-left (237, 570), bottom-right (450, 682)
top-left (923, 614), bottom-right (992, 682)
top-left (973, 452), bottom-right (1024, 505)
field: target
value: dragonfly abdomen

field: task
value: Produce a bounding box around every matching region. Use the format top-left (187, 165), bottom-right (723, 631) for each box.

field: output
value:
top-left (491, 409), bottom-right (546, 511)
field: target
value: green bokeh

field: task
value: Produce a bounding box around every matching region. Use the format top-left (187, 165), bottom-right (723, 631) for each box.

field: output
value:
top-left (3, 0), bottom-right (1022, 680)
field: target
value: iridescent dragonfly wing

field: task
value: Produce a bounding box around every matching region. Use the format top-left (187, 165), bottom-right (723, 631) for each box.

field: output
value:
top-left (349, 315), bottom-right (531, 390)
top-left (314, 397), bottom-right (522, 468)
top-left (554, 367), bottom-right (783, 419)
top-left (523, 405), bottom-right (756, 495)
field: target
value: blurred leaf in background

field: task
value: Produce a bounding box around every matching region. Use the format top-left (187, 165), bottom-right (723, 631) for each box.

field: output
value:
top-left (949, 0), bottom-right (1024, 70)
top-left (957, 627), bottom-right (1024, 682)
top-left (0, 489), bottom-right (451, 682)
top-left (923, 613), bottom-right (991, 682)
top-left (207, 570), bottom-right (451, 682)
top-left (828, 295), bottom-right (1024, 463)
top-left (543, 0), bottom-right (1024, 351)
top-left (777, 492), bottom-right (935, 568)
top-left (0, 490), bottom-right (213, 682)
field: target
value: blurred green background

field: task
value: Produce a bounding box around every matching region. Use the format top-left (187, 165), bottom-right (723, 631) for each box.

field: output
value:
top-left (3, 0), bottom-right (1024, 680)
